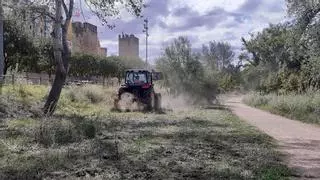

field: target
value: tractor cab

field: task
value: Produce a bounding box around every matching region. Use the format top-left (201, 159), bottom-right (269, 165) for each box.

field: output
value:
top-left (124, 69), bottom-right (152, 89)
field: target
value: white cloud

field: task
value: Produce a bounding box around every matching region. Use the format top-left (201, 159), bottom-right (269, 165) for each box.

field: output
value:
top-left (89, 0), bottom-right (288, 63)
top-left (168, 0), bottom-right (247, 14)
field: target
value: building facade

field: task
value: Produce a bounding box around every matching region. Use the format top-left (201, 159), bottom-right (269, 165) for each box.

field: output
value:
top-left (100, 48), bottom-right (108, 56)
top-left (70, 22), bottom-right (107, 56)
top-left (118, 34), bottom-right (139, 58)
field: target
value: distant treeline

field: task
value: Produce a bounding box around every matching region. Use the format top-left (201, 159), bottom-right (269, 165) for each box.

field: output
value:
top-left (3, 16), bottom-right (145, 80)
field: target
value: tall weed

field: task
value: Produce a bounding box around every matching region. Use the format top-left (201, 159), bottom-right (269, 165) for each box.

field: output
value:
top-left (243, 92), bottom-right (320, 124)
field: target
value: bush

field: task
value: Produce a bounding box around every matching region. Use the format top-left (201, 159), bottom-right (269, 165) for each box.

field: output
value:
top-left (243, 92), bottom-right (271, 107)
top-left (83, 86), bottom-right (104, 104)
top-left (65, 85), bottom-right (105, 104)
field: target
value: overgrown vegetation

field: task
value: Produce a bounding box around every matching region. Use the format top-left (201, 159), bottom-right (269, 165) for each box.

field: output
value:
top-left (240, 1), bottom-right (320, 93)
top-left (239, 1), bottom-right (320, 124)
top-left (0, 85), bottom-right (290, 179)
top-left (156, 37), bottom-right (242, 105)
top-left (3, 0), bottom-right (146, 115)
top-left (3, 16), bottom-right (54, 76)
top-left (243, 92), bottom-right (320, 124)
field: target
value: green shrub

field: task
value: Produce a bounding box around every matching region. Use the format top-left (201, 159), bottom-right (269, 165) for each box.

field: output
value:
top-left (243, 93), bottom-right (271, 107)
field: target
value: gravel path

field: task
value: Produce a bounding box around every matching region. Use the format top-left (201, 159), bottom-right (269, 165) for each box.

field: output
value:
top-left (226, 97), bottom-right (320, 179)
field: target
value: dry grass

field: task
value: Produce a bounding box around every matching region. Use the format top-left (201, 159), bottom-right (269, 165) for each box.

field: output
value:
top-left (243, 92), bottom-right (320, 124)
top-left (0, 84), bottom-right (291, 179)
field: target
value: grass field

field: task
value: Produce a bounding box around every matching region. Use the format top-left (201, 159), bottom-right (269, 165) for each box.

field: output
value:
top-left (243, 92), bottom-right (320, 124)
top-left (0, 85), bottom-right (290, 179)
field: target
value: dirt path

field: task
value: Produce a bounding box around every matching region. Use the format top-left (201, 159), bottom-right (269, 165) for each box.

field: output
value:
top-left (225, 97), bottom-right (320, 179)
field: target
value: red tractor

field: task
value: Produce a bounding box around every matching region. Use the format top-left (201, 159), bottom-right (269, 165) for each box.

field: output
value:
top-left (114, 69), bottom-right (162, 111)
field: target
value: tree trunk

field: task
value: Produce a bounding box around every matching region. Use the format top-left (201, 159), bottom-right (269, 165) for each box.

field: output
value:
top-left (43, 67), bottom-right (66, 115)
top-left (43, 0), bottom-right (74, 115)
top-left (43, 0), bottom-right (64, 115)
top-left (0, 0), bottom-right (4, 83)
top-left (3, 60), bottom-right (7, 75)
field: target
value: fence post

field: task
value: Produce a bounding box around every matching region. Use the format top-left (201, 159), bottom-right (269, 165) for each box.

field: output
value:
top-left (11, 74), bottom-right (14, 85)
top-left (26, 73), bottom-right (29, 85)
top-left (0, 75), bottom-right (3, 95)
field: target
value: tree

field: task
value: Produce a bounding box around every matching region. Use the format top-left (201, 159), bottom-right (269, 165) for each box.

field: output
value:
top-left (17, 0), bottom-right (145, 115)
top-left (3, 18), bottom-right (38, 74)
top-left (240, 23), bottom-right (294, 92)
top-left (239, 18), bottom-right (320, 92)
top-left (35, 38), bottom-right (55, 78)
top-left (69, 54), bottom-right (98, 78)
top-left (241, 24), bottom-right (293, 69)
top-left (202, 41), bottom-right (234, 70)
top-left (156, 37), bottom-right (219, 104)
top-left (98, 56), bottom-right (120, 85)
top-left (68, 54), bottom-right (145, 84)
top-left (0, 0), bottom-right (4, 82)
top-left (201, 41), bottom-right (240, 91)
top-left (286, 0), bottom-right (320, 35)
top-left (286, 0), bottom-right (320, 90)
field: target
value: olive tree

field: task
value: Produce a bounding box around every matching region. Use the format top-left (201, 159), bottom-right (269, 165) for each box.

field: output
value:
top-left (156, 37), bottom-right (219, 104)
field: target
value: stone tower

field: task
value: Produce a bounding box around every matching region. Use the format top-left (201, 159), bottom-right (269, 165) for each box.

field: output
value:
top-left (71, 22), bottom-right (101, 55)
top-left (118, 34), bottom-right (139, 58)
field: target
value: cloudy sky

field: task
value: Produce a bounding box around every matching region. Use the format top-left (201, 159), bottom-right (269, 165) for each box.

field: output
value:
top-left (73, 0), bottom-right (288, 63)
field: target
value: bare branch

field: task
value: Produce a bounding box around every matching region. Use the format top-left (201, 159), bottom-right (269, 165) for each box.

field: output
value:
top-left (62, 0), bottom-right (68, 17)
top-left (67, 0), bottom-right (74, 21)
top-left (63, 0), bottom-right (74, 29)
top-left (83, 0), bottom-right (144, 28)
top-left (31, 6), bottom-right (55, 21)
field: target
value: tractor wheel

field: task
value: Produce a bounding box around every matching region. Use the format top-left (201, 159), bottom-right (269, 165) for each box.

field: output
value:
top-left (146, 92), bottom-right (155, 111)
top-left (154, 93), bottom-right (162, 111)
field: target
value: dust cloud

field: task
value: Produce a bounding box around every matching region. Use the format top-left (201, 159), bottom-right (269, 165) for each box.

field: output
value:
top-left (115, 93), bottom-right (145, 112)
top-left (160, 94), bottom-right (193, 111)
top-left (113, 88), bottom-right (203, 112)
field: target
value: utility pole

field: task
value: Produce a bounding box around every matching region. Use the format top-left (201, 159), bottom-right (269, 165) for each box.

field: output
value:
top-left (0, 0), bottom-right (4, 89)
top-left (143, 18), bottom-right (149, 69)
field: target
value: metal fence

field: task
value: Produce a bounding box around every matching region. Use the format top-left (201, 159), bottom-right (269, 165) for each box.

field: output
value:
top-left (0, 74), bottom-right (52, 85)
top-left (0, 74), bottom-right (120, 86)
